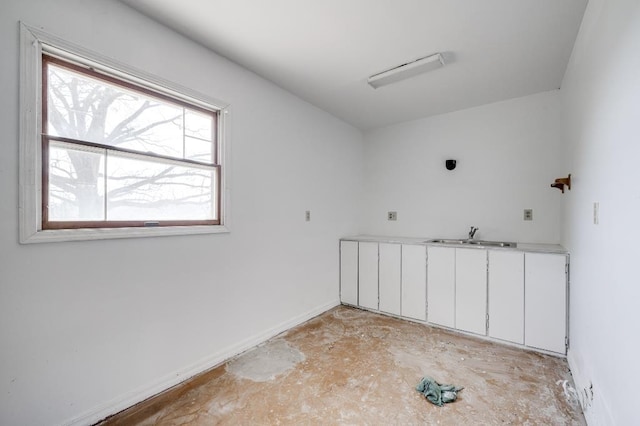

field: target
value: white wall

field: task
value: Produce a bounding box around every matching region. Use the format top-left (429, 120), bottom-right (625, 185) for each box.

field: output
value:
top-left (560, 0), bottom-right (640, 424)
top-left (361, 91), bottom-right (564, 243)
top-left (0, 1), bottom-right (363, 425)
top-left (6, 1), bottom-right (638, 425)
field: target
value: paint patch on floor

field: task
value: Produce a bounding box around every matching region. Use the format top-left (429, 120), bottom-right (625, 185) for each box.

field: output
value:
top-left (226, 340), bottom-right (305, 382)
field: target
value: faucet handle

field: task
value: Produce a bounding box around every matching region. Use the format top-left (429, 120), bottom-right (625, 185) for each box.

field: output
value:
top-left (468, 226), bottom-right (479, 239)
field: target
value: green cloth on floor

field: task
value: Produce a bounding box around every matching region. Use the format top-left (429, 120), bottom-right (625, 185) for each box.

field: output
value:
top-left (416, 376), bottom-right (464, 406)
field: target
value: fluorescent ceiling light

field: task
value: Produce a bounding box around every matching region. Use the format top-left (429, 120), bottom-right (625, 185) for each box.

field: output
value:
top-left (368, 53), bottom-right (445, 89)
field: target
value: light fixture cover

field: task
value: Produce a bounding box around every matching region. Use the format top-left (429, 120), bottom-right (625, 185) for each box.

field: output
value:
top-left (368, 53), bottom-right (445, 89)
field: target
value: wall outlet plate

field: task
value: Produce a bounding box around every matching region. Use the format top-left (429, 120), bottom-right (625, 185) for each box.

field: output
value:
top-left (524, 209), bottom-right (533, 221)
top-left (305, 210), bottom-right (311, 222)
top-left (387, 211), bottom-right (397, 221)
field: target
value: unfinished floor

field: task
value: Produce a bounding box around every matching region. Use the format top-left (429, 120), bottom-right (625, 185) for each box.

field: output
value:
top-left (101, 306), bottom-right (585, 425)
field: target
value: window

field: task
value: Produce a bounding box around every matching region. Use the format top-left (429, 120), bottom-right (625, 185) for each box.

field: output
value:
top-left (20, 24), bottom-right (229, 243)
top-left (42, 55), bottom-right (220, 228)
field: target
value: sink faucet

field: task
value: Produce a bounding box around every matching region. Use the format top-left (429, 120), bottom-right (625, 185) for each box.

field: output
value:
top-left (468, 226), bottom-right (479, 240)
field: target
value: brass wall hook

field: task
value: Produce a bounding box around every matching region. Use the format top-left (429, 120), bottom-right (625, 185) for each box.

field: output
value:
top-left (551, 174), bottom-right (571, 193)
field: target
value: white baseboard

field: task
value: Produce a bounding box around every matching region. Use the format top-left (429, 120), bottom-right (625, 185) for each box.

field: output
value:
top-left (63, 299), bottom-right (340, 426)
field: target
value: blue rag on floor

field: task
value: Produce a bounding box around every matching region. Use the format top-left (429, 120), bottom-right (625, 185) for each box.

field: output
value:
top-left (416, 376), bottom-right (464, 406)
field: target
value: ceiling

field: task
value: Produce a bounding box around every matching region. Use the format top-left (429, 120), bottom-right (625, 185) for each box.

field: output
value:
top-left (121, 0), bottom-right (588, 130)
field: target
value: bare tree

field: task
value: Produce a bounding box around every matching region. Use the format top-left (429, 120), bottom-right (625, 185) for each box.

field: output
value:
top-left (46, 65), bottom-right (213, 221)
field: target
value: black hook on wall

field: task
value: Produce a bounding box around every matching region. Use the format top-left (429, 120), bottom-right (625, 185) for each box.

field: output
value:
top-left (445, 159), bottom-right (457, 170)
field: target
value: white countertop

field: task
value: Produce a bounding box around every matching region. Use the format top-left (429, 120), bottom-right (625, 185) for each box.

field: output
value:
top-left (341, 235), bottom-right (568, 254)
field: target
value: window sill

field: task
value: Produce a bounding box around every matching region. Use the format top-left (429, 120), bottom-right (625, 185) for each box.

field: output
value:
top-left (20, 224), bottom-right (230, 244)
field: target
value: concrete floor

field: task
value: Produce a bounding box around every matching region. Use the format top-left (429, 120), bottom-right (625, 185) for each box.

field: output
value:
top-left (101, 306), bottom-right (585, 425)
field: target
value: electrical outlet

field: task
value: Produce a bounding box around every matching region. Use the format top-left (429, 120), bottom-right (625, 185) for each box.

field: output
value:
top-left (387, 211), bottom-right (397, 221)
top-left (524, 209), bottom-right (533, 221)
top-left (593, 202), bottom-right (599, 225)
top-left (305, 210), bottom-right (311, 222)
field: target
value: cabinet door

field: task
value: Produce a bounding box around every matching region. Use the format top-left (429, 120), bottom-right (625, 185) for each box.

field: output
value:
top-left (339, 241), bottom-right (358, 306)
top-left (379, 243), bottom-right (401, 316)
top-left (427, 247), bottom-right (455, 327)
top-left (401, 244), bottom-right (427, 321)
top-left (455, 248), bottom-right (487, 335)
top-left (525, 253), bottom-right (567, 354)
top-left (358, 242), bottom-right (379, 310)
top-left (488, 250), bottom-right (524, 344)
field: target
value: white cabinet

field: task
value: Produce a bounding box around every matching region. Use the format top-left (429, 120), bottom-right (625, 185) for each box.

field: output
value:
top-left (455, 248), bottom-right (487, 335)
top-left (339, 241), bottom-right (358, 306)
top-left (340, 240), bottom-right (426, 322)
top-left (525, 253), bottom-right (567, 354)
top-left (427, 246), bottom-right (455, 328)
top-left (488, 250), bottom-right (524, 344)
top-left (358, 242), bottom-right (379, 310)
top-left (379, 243), bottom-right (401, 316)
top-left (341, 238), bottom-right (567, 355)
top-left (401, 245), bottom-right (427, 321)
top-left (428, 247), bottom-right (487, 334)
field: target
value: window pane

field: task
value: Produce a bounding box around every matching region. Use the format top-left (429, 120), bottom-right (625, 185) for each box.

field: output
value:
top-left (106, 154), bottom-right (216, 221)
top-left (184, 109), bottom-right (213, 140)
top-left (185, 136), bottom-right (213, 163)
top-left (48, 142), bottom-right (106, 221)
top-left (184, 109), bottom-right (214, 162)
top-left (46, 62), bottom-right (215, 164)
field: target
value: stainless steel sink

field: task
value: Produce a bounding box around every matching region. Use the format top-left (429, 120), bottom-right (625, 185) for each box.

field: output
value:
top-left (468, 240), bottom-right (517, 247)
top-left (426, 239), bottom-right (516, 248)
top-left (426, 239), bottom-right (468, 244)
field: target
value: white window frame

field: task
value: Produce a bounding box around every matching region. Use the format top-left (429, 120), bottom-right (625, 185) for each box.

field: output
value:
top-left (19, 23), bottom-right (231, 243)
